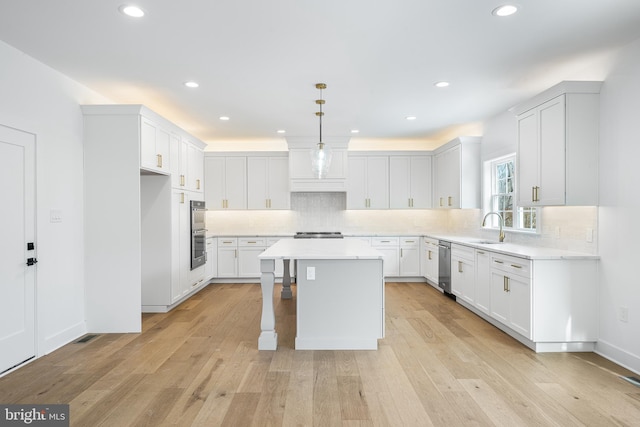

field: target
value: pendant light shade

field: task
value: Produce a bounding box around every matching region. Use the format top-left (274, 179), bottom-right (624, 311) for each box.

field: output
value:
top-left (310, 83), bottom-right (332, 179)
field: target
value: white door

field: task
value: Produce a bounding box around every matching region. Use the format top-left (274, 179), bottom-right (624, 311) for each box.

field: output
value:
top-left (0, 124), bottom-right (36, 374)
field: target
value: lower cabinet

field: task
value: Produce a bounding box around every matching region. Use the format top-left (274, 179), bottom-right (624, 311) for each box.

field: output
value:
top-left (399, 237), bottom-right (421, 276)
top-left (217, 238), bottom-right (238, 277)
top-left (371, 237), bottom-right (400, 277)
top-left (451, 244), bottom-right (475, 304)
top-left (238, 238), bottom-right (267, 277)
top-left (453, 246), bottom-right (598, 352)
top-left (421, 237), bottom-right (439, 286)
top-left (489, 254), bottom-right (531, 338)
top-left (474, 249), bottom-right (491, 315)
top-left (205, 237), bottom-right (217, 281)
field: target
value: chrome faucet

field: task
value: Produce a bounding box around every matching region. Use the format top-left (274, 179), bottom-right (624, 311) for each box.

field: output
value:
top-left (482, 212), bottom-right (505, 242)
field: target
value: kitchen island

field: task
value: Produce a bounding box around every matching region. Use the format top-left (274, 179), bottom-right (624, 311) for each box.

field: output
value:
top-left (257, 239), bottom-right (384, 350)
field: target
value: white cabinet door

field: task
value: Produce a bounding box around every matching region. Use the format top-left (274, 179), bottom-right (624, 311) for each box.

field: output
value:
top-left (217, 248), bottom-right (238, 277)
top-left (204, 156), bottom-right (247, 210)
top-left (389, 156), bottom-right (431, 208)
top-left (508, 274), bottom-right (531, 338)
top-left (422, 238), bottom-right (439, 285)
top-left (378, 247), bottom-right (399, 277)
top-left (205, 237), bottom-right (217, 281)
top-left (399, 237), bottom-right (420, 276)
top-left (517, 94), bottom-right (566, 206)
top-left (435, 146), bottom-right (460, 208)
top-left (474, 250), bottom-right (491, 315)
top-left (347, 156), bottom-right (389, 209)
top-left (490, 270), bottom-right (510, 325)
top-left (238, 247), bottom-right (265, 277)
top-left (187, 142), bottom-right (204, 193)
top-left (247, 157), bottom-right (289, 209)
top-left (140, 117), bottom-right (170, 174)
top-left (452, 255), bottom-right (474, 304)
top-left (489, 254), bottom-right (532, 339)
top-left (347, 156), bottom-right (368, 209)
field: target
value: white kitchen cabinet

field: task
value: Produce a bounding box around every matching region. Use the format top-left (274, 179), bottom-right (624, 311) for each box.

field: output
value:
top-left (371, 237), bottom-right (399, 277)
top-left (490, 253), bottom-right (531, 338)
top-left (474, 249), bottom-right (491, 315)
top-left (238, 238), bottom-right (267, 277)
top-left (433, 137), bottom-right (481, 209)
top-left (171, 136), bottom-right (204, 193)
top-left (84, 105), bottom-right (207, 325)
top-left (217, 238), bottom-right (238, 277)
top-left (389, 156), bottom-right (432, 209)
top-left (205, 237), bottom-right (217, 281)
top-left (204, 155), bottom-right (247, 210)
top-left (247, 156), bottom-right (290, 210)
top-left (513, 81), bottom-right (601, 207)
top-left (421, 237), bottom-right (439, 287)
top-left (451, 244), bottom-right (475, 304)
top-left (399, 237), bottom-right (421, 276)
top-left (347, 155), bottom-right (389, 209)
top-left (140, 116), bottom-right (171, 175)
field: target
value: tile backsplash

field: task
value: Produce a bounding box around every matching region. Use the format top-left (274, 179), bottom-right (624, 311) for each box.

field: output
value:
top-left (206, 192), bottom-right (598, 253)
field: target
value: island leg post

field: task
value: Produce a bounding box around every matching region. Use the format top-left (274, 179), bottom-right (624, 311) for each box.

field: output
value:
top-left (280, 259), bottom-right (292, 299)
top-left (258, 258), bottom-right (278, 350)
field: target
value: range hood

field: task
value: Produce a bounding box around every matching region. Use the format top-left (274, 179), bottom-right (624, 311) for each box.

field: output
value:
top-left (287, 137), bottom-right (350, 192)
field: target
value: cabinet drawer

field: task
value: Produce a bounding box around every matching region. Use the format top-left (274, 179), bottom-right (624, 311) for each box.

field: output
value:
top-left (452, 243), bottom-right (475, 261)
top-left (238, 238), bottom-right (266, 247)
top-left (346, 236), bottom-right (372, 245)
top-left (423, 237), bottom-right (439, 247)
top-left (218, 238), bottom-right (238, 247)
top-left (371, 237), bottom-right (399, 247)
top-left (490, 253), bottom-right (531, 278)
top-left (400, 237), bottom-right (420, 248)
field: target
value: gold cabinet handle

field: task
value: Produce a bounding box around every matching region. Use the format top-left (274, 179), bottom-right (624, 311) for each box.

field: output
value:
top-left (180, 174), bottom-right (185, 187)
top-left (157, 154), bottom-right (163, 168)
top-left (532, 186), bottom-right (540, 202)
top-left (506, 276), bottom-right (510, 292)
top-left (180, 193), bottom-right (185, 204)
top-left (448, 196), bottom-right (453, 207)
top-left (458, 261), bottom-right (463, 273)
top-left (535, 186), bottom-right (540, 202)
top-left (494, 259), bottom-right (504, 264)
top-left (511, 264), bottom-right (522, 269)
top-left (196, 179), bottom-right (200, 190)
top-left (428, 250), bottom-right (432, 260)
top-left (477, 251), bottom-right (485, 255)
top-left (439, 197), bottom-right (443, 207)
top-left (503, 276), bottom-right (508, 292)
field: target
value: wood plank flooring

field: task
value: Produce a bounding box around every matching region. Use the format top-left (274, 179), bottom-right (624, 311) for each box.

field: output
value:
top-left (1, 282), bottom-right (639, 426)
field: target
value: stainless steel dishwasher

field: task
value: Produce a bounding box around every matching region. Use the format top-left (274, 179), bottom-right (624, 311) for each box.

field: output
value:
top-left (438, 240), bottom-right (453, 297)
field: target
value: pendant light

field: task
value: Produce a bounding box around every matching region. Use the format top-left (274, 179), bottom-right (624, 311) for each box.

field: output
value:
top-left (310, 83), bottom-right (332, 179)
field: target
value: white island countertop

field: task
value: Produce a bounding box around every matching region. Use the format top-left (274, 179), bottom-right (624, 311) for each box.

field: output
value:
top-left (259, 238), bottom-right (384, 260)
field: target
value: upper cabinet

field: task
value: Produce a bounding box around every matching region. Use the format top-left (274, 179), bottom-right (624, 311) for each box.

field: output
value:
top-left (204, 154), bottom-right (247, 210)
top-left (247, 155), bottom-right (290, 210)
top-left (433, 136), bottom-right (481, 209)
top-left (389, 155), bottom-right (432, 209)
top-left (512, 81), bottom-right (601, 207)
top-left (171, 135), bottom-right (204, 193)
top-left (347, 155), bottom-right (389, 209)
top-left (140, 116), bottom-right (171, 174)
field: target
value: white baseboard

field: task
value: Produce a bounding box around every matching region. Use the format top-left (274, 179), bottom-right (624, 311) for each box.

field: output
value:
top-left (595, 339), bottom-right (640, 375)
top-left (41, 321), bottom-right (87, 356)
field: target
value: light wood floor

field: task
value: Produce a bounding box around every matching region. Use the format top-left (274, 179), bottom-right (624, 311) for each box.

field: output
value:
top-left (1, 282), bottom-right (639, 426)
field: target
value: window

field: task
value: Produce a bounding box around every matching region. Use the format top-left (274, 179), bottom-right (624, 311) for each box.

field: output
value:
top-left (487, 155), bottom-right (537, 232)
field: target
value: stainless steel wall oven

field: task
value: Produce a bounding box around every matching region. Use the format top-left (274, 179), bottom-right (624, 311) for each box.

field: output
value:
top-left (190, 200), bottom-right (206, 270)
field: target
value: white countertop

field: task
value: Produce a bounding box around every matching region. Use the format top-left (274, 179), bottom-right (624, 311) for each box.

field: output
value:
top-left (259, 238), bottom-right (384, 260)
top-left (430, 235), bottom-right (599, 260)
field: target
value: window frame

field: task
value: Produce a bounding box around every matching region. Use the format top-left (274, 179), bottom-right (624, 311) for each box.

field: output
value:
top-left (485, 153), bottom-right (538, 234)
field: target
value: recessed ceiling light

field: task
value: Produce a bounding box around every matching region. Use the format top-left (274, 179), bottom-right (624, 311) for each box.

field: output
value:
top-left (492, 4), bottom-right (519, 17)
top-left (184, 81), bottom-right (199, 88)
top-left (119, 5), bottom-right (145, 18)
top-left (406, 116), bottom-right (417, 121)
top-left (351, 129), bottom-right (360, 134)
top-left (434, 81), bottom-right (450, 88)
top-left (219, 116), bottom-right (230, 121)
top-left (277, 129), bottom-right (286, 134)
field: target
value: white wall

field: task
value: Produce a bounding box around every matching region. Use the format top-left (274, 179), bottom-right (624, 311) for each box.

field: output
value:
top-left (0, 41), bottom-right (111, 355)
top-left (596, 37), bottom-right (640, 373)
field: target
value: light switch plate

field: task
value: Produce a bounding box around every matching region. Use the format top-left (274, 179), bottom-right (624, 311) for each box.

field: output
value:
top-left (306, 266), bottom-right (315, 280)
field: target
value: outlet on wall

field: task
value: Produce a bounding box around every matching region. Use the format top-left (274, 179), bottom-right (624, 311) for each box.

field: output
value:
top-left (619, 307), bottom-right (629, 323)
top-left (306, 266), bottom-right (315, 281)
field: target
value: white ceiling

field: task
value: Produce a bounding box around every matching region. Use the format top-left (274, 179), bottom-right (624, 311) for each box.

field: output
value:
top-left (2, 0), bottom-right (640, 149)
